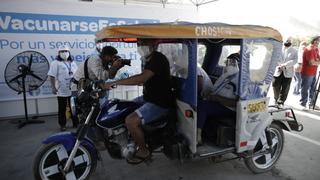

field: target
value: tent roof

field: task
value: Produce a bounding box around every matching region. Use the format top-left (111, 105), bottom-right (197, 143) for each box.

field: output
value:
top-left (105, 0), bottom-right (219, 7)
top-left (95, 22), bottom-right (283, 42)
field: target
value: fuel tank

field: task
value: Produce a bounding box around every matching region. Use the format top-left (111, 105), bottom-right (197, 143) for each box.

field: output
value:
top-left (96, 99), bottom-right (141, 128)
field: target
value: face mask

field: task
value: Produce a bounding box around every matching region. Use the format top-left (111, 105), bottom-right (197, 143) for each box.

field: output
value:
top-left (137, 46), bottom-right (152, 58)
top-left (223, 65), bottom-right (239, 75)
top-left (59, 52), bottom-right (70, 60)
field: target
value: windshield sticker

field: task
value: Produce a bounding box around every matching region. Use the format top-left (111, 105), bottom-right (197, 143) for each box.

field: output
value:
top-left (247, 101), bottom-right (267, 113)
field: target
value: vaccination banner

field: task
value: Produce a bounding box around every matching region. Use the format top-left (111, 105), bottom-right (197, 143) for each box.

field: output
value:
top-left (0, 12), bottom-right (159, 101)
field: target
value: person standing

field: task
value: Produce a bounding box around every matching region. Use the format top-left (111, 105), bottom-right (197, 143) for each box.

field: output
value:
top-left (73, 46), bottom-right (122, 82)
top-left (300, 37), bottom-right (320, 110)
top-left (48, 45), bottom-right (79, 131)
top-left (293, 41), bottom-right (307, 95)
top-left (272, 39), bottom-right (298, 107)
top-left (71, 46), bottom-right (123, 149)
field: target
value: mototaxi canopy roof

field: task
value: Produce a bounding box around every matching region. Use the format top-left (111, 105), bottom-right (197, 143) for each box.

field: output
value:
top-left (95, 22), bottom-right (283, 42)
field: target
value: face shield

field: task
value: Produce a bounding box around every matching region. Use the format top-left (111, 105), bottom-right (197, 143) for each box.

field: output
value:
top-left (137, 45), bottom-right (153, 62)
top-left (223, 56), bottom-right (239, 75)
top-left (58, 45), bottom-right (70, 61)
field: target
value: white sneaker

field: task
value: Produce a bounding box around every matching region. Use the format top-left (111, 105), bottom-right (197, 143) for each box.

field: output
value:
top-left (298, 104), bottom-right (307, 111)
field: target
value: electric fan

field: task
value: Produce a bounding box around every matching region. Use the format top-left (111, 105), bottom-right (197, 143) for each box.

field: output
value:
top-left (4, 51), bottom-right (49, 128)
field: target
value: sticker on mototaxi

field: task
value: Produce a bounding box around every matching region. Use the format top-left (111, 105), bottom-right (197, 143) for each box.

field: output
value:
top-left (247, 101), bottom-right (267, 113)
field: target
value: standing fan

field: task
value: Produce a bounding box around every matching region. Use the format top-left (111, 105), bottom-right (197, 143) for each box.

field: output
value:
top-left (4, 51), bottom-right (49, 128)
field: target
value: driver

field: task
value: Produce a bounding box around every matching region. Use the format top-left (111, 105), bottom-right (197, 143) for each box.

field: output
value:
top-left (102, 42), bottom-right (173, 164)
top-left (197, 53), bottom-right (240, 145)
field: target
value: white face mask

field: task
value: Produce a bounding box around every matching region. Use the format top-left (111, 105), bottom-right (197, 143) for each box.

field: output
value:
top-left (59, 52), bottom-right (70, 61)
top-left (223, 65), bottom-right (239, 75)
top-left (137, 46), bottom-right (152, 58)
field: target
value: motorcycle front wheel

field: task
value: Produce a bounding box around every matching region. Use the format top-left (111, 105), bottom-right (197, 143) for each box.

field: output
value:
top-left (244, 123), bottom-right (284, 174)
top-left (33, 142), bottom-right (97, 180)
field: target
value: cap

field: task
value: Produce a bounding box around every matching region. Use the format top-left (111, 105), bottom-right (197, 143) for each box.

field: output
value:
top-left (58, 45), bottom-right (70, 52)
top-left (100, 46), bottom-right (118, 57)
top-left (227, 53), bottom-right (240, 62)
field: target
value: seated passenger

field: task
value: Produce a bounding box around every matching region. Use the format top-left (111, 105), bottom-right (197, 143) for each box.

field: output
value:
top-left (197, 53), bottom-right (240, 145)
top-left (197, 63), bottom-right (214, 100)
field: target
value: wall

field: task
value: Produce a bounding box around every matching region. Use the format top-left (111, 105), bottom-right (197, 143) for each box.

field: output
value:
top-left (0, 0), bottom-right (198, 119)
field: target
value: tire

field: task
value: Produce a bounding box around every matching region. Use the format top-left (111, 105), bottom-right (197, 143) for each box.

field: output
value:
top-left (33, 142), bottom-right (97, 180)
top-left (244, 123), bottom-right (284, 174)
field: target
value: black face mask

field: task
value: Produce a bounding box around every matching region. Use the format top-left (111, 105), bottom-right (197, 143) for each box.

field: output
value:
top-left (284, 42), bottom-right (292, 47)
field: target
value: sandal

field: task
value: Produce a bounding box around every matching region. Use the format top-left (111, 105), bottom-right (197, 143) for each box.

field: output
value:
top-left (126, 150), bottom-right (151, 165)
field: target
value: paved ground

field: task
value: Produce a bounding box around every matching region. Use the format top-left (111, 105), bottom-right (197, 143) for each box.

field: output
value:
top-left (0, 85), bottom-right (319, 180)
top-left (0, 116), bottom-right (283, 180)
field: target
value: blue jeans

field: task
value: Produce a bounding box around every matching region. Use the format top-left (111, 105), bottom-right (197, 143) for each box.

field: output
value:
top-left (300, 75), bottom-right (316, 106)
top-left (197, 99), bottom-right (235, 129)
top-left (134, 96), bottom-right (169, 125)
top-left (293, 72), bottom-right (302, 94)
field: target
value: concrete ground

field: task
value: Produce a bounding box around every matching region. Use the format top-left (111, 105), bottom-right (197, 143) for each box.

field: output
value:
top-left (0, 115), bottom-right (284, 180)
top-left (0, 84), bottom-right (319, 180)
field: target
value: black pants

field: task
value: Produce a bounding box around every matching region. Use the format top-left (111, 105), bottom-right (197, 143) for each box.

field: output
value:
top-left (272, 72), bottom-right (292, 104)
top-left (57, 96), bottom-right (79, 127)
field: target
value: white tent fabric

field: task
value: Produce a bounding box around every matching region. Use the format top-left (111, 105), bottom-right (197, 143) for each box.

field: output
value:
top-left (100, 0), bottom-right (219, 6)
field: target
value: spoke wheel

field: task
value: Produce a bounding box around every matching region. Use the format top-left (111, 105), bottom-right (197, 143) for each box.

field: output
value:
top-left (244, 123), bottom-right (284, 174)
top-left (33, 143), bottom-right (96, 180)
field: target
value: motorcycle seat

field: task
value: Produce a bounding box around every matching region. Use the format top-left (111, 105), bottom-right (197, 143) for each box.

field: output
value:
top-left (143, 117), bottom-right (168, 132)
top-left (142, 108), bottom-right (176, 132)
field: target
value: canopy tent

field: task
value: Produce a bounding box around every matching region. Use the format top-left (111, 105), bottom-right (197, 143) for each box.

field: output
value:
top-left (129, 0), bottom-right (218, 6)
top-left (95, 22), bottom-right (282, 42)
top-left (94, 0), bottom-right (219, 7)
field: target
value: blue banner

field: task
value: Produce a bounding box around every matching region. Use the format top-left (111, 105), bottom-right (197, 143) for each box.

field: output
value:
top-left (0, 12), bottom-right (159, 34)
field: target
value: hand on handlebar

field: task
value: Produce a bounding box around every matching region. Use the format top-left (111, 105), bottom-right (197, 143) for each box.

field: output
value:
top-left (101, 82), bottom-right (117, 90)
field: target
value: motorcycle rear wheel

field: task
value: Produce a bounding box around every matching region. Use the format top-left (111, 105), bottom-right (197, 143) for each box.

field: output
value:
top-left (33, 142), bottom-right (97, 180)
top-left (244, 123), bottom-right (284, 174)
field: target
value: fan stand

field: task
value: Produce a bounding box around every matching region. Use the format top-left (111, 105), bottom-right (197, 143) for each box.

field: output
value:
top-left (18, 74), bottom-right (44, 129)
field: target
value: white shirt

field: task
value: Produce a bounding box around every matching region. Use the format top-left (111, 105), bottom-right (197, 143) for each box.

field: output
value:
top-left (274, 46), bottom-right (298, 78)
top-left (211, 66), bottom-right (239, 111)
top-left (48, 60), bottom-right (78, 97)
top-left (197, 66), bottom-right (214, 99)
top-left (73, 55), bottom-right (110, 81)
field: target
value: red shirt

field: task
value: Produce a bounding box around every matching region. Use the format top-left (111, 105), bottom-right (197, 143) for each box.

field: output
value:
top-left (301, 45), bottom-right (319, 76)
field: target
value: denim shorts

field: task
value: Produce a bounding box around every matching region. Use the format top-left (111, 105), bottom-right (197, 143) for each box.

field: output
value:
top-left (134, 96), bottom-right (169, 125)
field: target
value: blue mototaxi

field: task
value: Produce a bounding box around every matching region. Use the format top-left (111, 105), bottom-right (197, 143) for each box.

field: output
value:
top-left (95, 22), bottom-right (303, 172)
top-left (33, 22), bottom-right (305, 180)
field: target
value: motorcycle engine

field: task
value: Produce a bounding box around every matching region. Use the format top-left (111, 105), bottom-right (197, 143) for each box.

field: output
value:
top-left (107, 127), bottom-right (136, 159)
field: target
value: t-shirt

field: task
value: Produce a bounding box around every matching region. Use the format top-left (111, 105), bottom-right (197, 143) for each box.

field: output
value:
top-left (143, 51), bottom-right (173, 108)
top-left (197, 66), bottom-right (214, 99)
top-left (301, 45), bottom-right (319, 76)
top-left (48, 60), bottom-right (78, 97)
